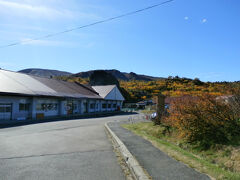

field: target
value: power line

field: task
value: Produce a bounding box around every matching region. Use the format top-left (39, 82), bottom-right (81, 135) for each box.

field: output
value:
top-left (0, 0), bottom-right (174, 49)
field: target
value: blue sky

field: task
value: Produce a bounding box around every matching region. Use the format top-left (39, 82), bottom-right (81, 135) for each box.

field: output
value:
top-left (0, 0), bottom-right (239, 82)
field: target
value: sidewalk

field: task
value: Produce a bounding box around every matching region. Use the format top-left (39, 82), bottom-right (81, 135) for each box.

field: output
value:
top-left (108, 122), bottom-right (210, 180)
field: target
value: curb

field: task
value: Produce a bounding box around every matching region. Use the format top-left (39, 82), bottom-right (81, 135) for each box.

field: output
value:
top-left (105, 122), bottom-right (150, 180)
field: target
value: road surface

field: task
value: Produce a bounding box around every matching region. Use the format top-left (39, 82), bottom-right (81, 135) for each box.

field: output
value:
top-left (0, 115), bottom-right (132, 180)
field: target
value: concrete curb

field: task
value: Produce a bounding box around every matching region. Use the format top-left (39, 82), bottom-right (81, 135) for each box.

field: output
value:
top-left (105, 122), bottom-right (150, 180)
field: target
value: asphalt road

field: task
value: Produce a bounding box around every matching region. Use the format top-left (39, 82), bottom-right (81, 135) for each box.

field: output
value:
top-left (0, 115), bottom-right (132, 180)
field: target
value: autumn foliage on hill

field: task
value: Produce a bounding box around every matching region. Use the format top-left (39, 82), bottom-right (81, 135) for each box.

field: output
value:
top-left (120, 77), bottom-right (234, 102)
top-left (56, 75), bottom-right (240, 103)
top-left (165, 94), bottom-right (240, 149)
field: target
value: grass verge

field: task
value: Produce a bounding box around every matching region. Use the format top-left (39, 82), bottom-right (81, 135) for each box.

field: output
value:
top-left (122, 122), bottom-right (240, 180)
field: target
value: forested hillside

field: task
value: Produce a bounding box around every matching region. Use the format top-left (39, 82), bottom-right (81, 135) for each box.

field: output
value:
top-left (120, 77), bottom-right (240, 102)
top-left (56, 75), bottom-right (240, 103)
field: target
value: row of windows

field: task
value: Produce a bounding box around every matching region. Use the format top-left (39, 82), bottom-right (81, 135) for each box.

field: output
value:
top-left (90, 103), bottom-right (117, 109)
top-left (3, 102), bottom-right (119, 112)
top-left (23, 103), bottom-right (117, 111)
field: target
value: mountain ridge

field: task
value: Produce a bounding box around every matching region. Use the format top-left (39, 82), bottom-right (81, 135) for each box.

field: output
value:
top-left (19, 68), bottom-right (72, 78)
top-left (73, 69), bottom-right (165, 81)
top-left (19, 68), bottom-right (165, 81)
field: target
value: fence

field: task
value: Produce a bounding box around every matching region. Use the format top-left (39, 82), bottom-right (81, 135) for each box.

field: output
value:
top-left (126, 113), bottom-right (152, 124)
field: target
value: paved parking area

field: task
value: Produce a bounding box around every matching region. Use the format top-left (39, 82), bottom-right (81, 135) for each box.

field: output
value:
top-left (0, 115), bottom-right (132, 180)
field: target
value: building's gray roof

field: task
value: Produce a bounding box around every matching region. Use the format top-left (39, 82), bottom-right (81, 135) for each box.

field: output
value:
top-left (0, 69), bottom-right (101, 99)
top-left (92, 85), bottom-right (116, 99)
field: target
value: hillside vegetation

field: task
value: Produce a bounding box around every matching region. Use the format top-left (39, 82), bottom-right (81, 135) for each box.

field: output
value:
top-left (20, 68), bottom-right (240, 102)
top-left (120, 77), bottom-right (240, 101)
top-left (56, 75), bottom-right (240, 102)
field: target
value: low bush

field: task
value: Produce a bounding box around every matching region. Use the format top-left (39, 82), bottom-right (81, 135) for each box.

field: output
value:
top-left (166, 94), bottom-right (240, 149)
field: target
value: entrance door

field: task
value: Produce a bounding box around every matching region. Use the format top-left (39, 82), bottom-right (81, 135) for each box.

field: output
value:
top-left (83, 102), bottom-right (88, 113)
top-left (0, 104), bottom-right (12, 120)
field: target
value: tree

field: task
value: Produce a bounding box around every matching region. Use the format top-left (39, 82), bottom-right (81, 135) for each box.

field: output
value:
top-left (193, 78), bottom-right (204, 86)
top-left (89, 70), bottom-right (119, 86)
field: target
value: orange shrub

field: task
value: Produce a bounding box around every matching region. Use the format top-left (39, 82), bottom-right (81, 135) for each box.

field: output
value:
top-left (166, 94), bottom-right (240, 149)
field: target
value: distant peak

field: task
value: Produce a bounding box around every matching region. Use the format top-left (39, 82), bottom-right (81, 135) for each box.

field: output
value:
top-left (18, 68), bottom-right (72, 78)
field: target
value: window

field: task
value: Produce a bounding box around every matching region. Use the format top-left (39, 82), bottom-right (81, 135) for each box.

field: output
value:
top-left (53, 104), bottom-right (58, 110)
top-left (73, 104), bottom-right (77, 110)
top-left (36, 103), bottom-right (58, 111)
top-left (47, 104), bottom-right (53, 110)
top-left (108, 104), bottom-right (112, 108)
top-left (90, 103), bottom-right (95, 109)
top-left (0, 105), bottom-right (11, 113)
top-left (96, 103), bottom-right (98, 109)
top-left (6, 106), bottom-right (11, 112)
top-left (102, 104), bottom-right (107, 108)
top-left (19, 103), bottom-right (30, 111)
top-left (0, 107), bottom-right (4, 113)
top-left (36, 104), bottom-right (41, 111)
top-left (0, 107), bottom-right (11, 113)
top-left (113, 104), bottom-right (117, 108)
top-left (42, 104), bottom-right (47, 111)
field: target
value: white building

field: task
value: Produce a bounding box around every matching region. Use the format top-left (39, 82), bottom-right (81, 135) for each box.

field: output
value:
top-left (92, 85), bottom-right (125, 112)
top-left (0, 70), bottom-right (124, 122)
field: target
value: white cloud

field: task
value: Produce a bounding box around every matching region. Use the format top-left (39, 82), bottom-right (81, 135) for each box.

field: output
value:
top-left (0, 23), bottom-right (49, 32)
top-left (184, 16), bottom-right (189, 20)
top-left (0, 0), bottom-right (99, 20)
top-left (19, 38), bottom-right (95, 48)
top-left (202, 18), bottom-right (207, 23)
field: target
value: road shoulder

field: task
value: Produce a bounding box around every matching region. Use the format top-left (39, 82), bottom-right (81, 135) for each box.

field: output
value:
top-left (105, 122), bottom-right (150, 180)
top-left (106, 121), bottom-right (210, 180)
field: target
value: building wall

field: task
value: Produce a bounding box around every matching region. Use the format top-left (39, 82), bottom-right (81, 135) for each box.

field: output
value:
top-left (0, 96), bottom-right (32, 120)
top-left (34, 98), bottom-right (59, 118)
top-left (60, 99), bottom-right (82, 116)
top-left (81, 99), bottom-right (88, 114)
top-left (89, 100), bottom-right (96, 113)
top-left (0, 95), bottom-right (124, 121)
top-left (95, 100), bottom-right (100, 112)
top-left (104, 86), bottom-right (125, 101)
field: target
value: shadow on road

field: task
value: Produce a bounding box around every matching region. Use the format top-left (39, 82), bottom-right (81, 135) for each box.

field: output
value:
top-left (0, 112), bottom-right (138, 129)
